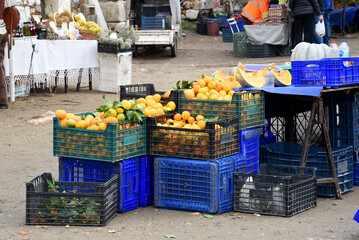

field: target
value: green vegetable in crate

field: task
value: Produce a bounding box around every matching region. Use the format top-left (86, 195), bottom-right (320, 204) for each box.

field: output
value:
top-left (33, 177), bottom-right (101, 225)
top-left (290, 42), bottom-right (332, 61)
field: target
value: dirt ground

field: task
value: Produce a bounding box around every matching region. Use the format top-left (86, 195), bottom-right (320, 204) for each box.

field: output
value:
top-left (1, 30), bottom-right (359, 240)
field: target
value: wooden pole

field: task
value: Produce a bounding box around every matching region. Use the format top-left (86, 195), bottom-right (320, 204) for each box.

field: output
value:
top-left (341, 0), bottom-right (347, 35)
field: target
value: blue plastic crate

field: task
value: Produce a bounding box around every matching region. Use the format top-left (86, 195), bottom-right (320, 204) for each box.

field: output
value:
top-left (226, 19), bottom-right (244, 31)
top-left (354, 209), bottom-right (359, 223)
top-left (233, 154), bottom-right (246, 173)
top-left (354, 161), bottom-right (359, 187)
top-left (58, 156), bottom-right (140, 213)
top-left (141, 15), bottom-right (166, 30)
top-left (260, 118), bottom-right (276, 146)
top-left (317, 172), bottom-right (353, 197)
top-left (215, 15), bottom-right (227, 27)
top-left (240, 127), bottom-right (261, 174)
top-left (119, 158), bottom-right (139, 213)
top-left (154, 155), bottom-right (235, 214)
top-left (139, 155), bottom-right (154, 207)
top-left (222, 29), bottom-right (233, 42)
top-left (260, 142), bottom-right (354, 196)
top-left (292, 57), bottom-right (359, 87)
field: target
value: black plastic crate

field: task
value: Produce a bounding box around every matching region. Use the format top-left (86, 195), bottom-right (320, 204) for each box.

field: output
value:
top-left (148, 114), bottom-right (239, 160)
top-left (120, 84), bottom-right (157, 99)
top-left (233, 164), bottom-right (317, 217)
top-left (26, 173), bottom-right (118, 226)
top-left (98, 43), bottom-right (135, 54)
top-left (196, 22), bottom-right (207, 35)
top-left (119, 84), bottom-right (178, 109)
top-left (246, 43), bottom-right (276, 58)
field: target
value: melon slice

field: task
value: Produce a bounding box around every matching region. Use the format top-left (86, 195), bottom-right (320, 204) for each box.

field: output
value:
top-left (272, 64), bottom-right (292, 87)
top-left (212, 70), bottom-right (227, 81)
top-left (235, 63), bottom-right (265, 88)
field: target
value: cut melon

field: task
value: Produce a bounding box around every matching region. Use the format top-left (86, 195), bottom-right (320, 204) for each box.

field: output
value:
top-left (272, 64), bottom-right (292, 87)
top-left (212, 70), bottom-right (227, 81)
top-left (235, 63), bottom-right (265, 88)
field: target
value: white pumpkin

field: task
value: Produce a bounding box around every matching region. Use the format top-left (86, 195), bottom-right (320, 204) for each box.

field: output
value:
top-left (291, 42), bottom-right (333, 61)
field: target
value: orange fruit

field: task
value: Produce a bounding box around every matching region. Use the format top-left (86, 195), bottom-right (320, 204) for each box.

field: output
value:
top-left (117, 113), bottom-right (126, 122)
top-left (75, 120), bottom-right (89, 129)
top-left (207, 80), bottom-right (217, 89)
top-left (196, 93), bottom-right (205, 99)
top-left (121, 100), bottom-right (132, 110)
top-left (66, 119), bottom-right (76, 127)
top-left (104, 116), bottom-right (119, 124)
top-left (209, 94), bottom-right (218, 100)
top-left (55, 110), bottom-right (67, 120)
top-left (192, 84), bottom-right (201, 94)
top-left (143, 108), bottom-right (151, 117)
top-left (115, 107), bottom-right (124, 114)
top-left (163, 91), bottom-right (171, 98)
top-left (182, 111), bottom-right (190, 121)
top-left (149, 108), bottom-right (157, 117)
top-left (197, 120), bottom-right (206, 130)
top-left (198, 88), bottom-right (207, 94)
top-left (137, 98), bottom-right (146, 104)
top-left (155, 108), bottom-right (164, 116)
top-left (71, 115), bottom-right (82, 122)
top-left (153, 94), bottom-right (161, 103)
top-left (98, 122), bottom-right (107, 131)
top-left (92, 125), bottom-right (100, 130)
top-left (167, 101), bottom-right (176, 111)
top-left (174, 113), bottom-right (182, 121)
top-left (215, 82), bottom-right (223, 92)
top-left (60, 119), bottom-right (68, 127)
top-left (228, 90), bottom-right (235, 96)
top-left (65, 113), bottom-right (75, 120)
top-left (197, 79), bottom-right (206, 88)
top-left (219, 90), bottom-right (227, 96)
top-left (145, 95), bottom-right (153, 100)
top-left (223, 83), bottom-right (232, 92)
top-left (89, 118), bottom-right (99, 126)
top-left (184, 89), bottom-right (195, 99)
top-left (146, 99), bottom-right (156, 107)
top-left (138, 103), bottom-right (147, 108)
top-left (196, 115), bottom-right (205, 121)
top-left (188, 117), bottom-right (195, 124)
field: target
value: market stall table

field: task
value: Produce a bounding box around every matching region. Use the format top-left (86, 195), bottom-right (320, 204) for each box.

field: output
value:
top-left (4, 37), bottom-right (99, 99)
top-left (235, 85), bottom-right (359, 199)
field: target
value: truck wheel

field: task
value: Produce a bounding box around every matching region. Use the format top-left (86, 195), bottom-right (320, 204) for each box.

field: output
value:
top-left (170, 37), bottom-right (177, 57)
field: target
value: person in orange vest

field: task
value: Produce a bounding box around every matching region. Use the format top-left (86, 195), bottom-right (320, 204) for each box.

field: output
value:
top-left (241, 0), bottom-right (270, 25)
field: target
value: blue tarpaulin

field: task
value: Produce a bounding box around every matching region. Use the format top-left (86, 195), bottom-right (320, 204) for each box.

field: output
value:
top-left (233, 86), bottom-right (323, 97)
top-left (329, 7), bottom-right (359, 27)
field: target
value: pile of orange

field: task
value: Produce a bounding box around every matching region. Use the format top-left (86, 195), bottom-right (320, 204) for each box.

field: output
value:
top-left (156, 111), bottom-right (206, 130)
top-left (137, 94), bottom-right (176, 117)
top-left (183, 74), bottom-right (238, 101)
top-left (55, 109), bottom-right (109, 131)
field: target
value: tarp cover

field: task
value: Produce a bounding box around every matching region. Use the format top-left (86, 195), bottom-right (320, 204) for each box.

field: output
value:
top-left (329, 7), bottom-right (359, 27)
top-left (244, 24), bottom-right (289, 45)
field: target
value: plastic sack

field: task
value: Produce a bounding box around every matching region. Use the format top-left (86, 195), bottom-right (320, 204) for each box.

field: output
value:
top-left (315, 21), bottom-right (325, 37)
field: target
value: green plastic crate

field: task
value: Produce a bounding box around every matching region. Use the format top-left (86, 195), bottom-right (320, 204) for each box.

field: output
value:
top-left (233, 32), bottom-right (247, 58)
top-left (53, 112), bottom-right (147, 163)
top-left (178, 90), bottom-right (265, 130)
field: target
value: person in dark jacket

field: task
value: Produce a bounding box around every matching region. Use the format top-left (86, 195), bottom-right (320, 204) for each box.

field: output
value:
top-left (312, 0), bottom-right (333, 45)
top-left (289, 0), bottom-right (323, 47)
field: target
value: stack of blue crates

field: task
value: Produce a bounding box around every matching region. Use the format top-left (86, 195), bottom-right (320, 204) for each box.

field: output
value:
top-left (59, 155), bottom-right (154, 213)
top-left (154, 126), bottom-right (262, 214)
